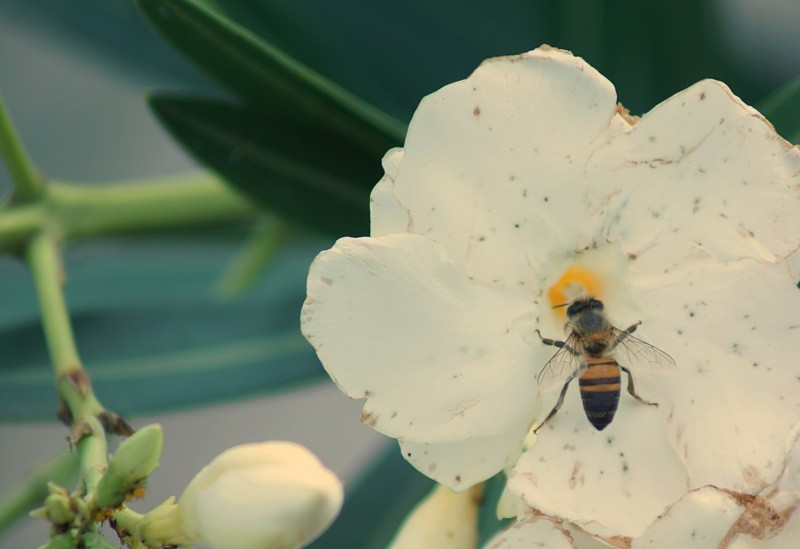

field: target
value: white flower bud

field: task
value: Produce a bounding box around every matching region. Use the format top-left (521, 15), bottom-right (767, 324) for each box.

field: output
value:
top-left (178, 441), bottom-right (343, 549)
top-left (388, 484), bottom-right (482, 549)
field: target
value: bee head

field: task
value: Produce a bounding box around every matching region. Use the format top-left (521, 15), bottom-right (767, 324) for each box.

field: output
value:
top-left (565, 297), bottom-right (604, 318)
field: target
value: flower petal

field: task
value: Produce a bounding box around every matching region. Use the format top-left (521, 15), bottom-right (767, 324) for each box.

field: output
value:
top-left (634, 259), bottom-right (800, 493)
top-left (399, 415), bottom-right (532, 490)
top-left (370, 148), bottom-right (410, 237)
top-left (587, 79), bottom-right (800, 273)
top-left (387, 47), bottom-right (630, 285)
top-left (632, 487), bottom-right (742, 548)
top-left (485, 516), bottom-right (597, 549)
top-left (508, 394), bottom-right (688, 537)
top-left (302, 233), bottom-right (540, 447)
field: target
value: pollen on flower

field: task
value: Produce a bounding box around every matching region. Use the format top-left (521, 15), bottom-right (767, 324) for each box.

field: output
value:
top-left (547, 265), bottom-right (603, 314)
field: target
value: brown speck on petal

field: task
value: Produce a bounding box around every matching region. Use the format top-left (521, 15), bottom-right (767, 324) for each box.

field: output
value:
top-left (361, 410), bottom-right (378, 427)
top-left (719, 491), bottom-right (791, 546)
top-left (473, 106), bottom-right (481, 116)
top-left (616, 102), bottom-right (640, 125)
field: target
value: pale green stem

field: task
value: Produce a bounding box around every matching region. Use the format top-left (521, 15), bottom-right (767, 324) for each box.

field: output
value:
top-left (78, 416), bottom-right (108, 497)
top-left (112, 507), bottom-right (144, 534)
top-left (0, 172), bottom-right (254, 250)
top-left (26, 232), bottom-right (80, 375)
top-left (49, 173), bottom-right (254, 240)
top-left (0, 202), bottom-right (43, 243)
top-left (0, 89), bottom-right (43, 200)
top-left (26, 232), bottom-right (103, 418)
top-left (0, 450), bottom-right (79, 534)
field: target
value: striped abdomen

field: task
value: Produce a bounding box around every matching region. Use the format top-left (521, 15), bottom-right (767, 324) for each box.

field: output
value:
top-left (579, 357), bottom-right (621, 431)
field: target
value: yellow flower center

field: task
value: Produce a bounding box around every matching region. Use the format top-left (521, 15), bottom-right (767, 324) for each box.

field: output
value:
top-left (547, 265), bottom-right (602, 316)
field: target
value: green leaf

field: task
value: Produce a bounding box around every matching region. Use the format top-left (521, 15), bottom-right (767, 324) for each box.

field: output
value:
top-left (149, 95), bottom-right (375, 237)
top-left (135, 0), bottom-right (405, 154)
top-left (758, 74), bottom-right (800, 144)
top-left (310, 444), bottom-right (435, 549)
top-left (0, 237), bottom-right (329, 421)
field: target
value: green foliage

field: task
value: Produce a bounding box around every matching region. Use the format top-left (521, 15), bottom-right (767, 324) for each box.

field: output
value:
top-left (309, 445), bottom-right (434, 549)
top-left (135, 0), bottom-right (405, 154)
top-left (759, 74), bottom-right (800, 143)
top-left (0, 238), bottom-right (328, 421)
top-left (149, 95), bottom-right (376, 236)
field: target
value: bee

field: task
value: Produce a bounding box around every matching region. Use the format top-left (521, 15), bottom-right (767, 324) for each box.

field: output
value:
top-left (534, 297), bottom-right (675, 432)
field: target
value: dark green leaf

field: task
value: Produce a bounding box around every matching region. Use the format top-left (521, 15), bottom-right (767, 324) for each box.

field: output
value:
top-left (149, 95), bottom-right (375, 237)
top-left (310, 444), bottom-right (435, 549)
top-left (0, 237), bottom-right (329, 421)
top-left (758, 74), bottom-right (800, 143)
top-left (135, 0), bottom-right (405, 154)
top-left (207, 0), bottom-right (547, 122)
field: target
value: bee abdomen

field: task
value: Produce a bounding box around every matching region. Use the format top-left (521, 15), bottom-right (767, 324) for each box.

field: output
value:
top-left (579, 365), bottom-right (621, 431)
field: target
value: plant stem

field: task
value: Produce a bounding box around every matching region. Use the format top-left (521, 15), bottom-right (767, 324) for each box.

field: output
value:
top-left (0, 171), bottom-right (254, 251)
top-left (78, 416), bottom-right (108, 495)
top-left (0, 89), bottom-right (43, 200)
top-left (0, 450), bottom-right (79, 535)
top-left (49, 172), bottom-right (254, 240)
top-left (26, 232), bottom-right (103, 418)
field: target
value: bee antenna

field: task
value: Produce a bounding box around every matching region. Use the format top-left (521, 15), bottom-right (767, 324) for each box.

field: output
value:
top-left (552, 302), bottom-right (569, 309)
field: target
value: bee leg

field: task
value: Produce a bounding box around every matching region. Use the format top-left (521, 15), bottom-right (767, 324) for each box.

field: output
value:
top-left (612, 321), bottom-right (643, 347)
top-left (534, 375), bottom-right (576, 434)
top-left (534, 330), bottom-right (579, 355)
top-left (620, 365), bottom-right (658, 407)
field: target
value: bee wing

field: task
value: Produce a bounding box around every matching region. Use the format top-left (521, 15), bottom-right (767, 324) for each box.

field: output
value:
top-left (613, 329), bottom-right (676, 372)
top-left (536, 333), bottom-right (587, 392)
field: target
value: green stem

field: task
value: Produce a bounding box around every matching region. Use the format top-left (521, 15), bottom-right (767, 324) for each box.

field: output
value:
top-left (0, 171), bottom-right (254, 252)
top-left (26, 232), bottom-right (103, 418)
top-left (0, 450), bottom-right (79, 535)
top-left (0, 202), bottom-right (44, 244)
top-left (0, 89), bottom-right (43, 200)
top-left (27, 233), bottom-right (80, 375)
top-left (49, 172), bottom-right (254, 240)
top-left (78, 416), bottom-right (108, 496)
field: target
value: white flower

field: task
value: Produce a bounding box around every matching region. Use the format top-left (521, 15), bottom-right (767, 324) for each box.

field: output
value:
top-left (388, 483), bottom-right (482, 549)
top-left (177, 441), bottom-right (343, 549)
top-left (301, 45), bottom-right (800, 540)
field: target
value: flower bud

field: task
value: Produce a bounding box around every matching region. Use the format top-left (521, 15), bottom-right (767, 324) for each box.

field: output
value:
top-left (178, 441), bottom-right (343, 549)
top-left (43, 482), bottom-right (75, 527)
top-left (93, 424), bottom-right (163, 510)
top-left (388, 483), bottom-right (482, 548)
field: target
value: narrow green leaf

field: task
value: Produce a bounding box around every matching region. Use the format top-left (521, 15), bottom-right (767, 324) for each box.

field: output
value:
top-left (149, 95), bottom-right (374, 236)
top-left (310, 445), bottom-right (434, 549)
top-left (135, 0), bottom-right (405, 154)
top-left (0, 237), bottom-right (329, 420)
top-left (758, 74), bottom-right (800, 143)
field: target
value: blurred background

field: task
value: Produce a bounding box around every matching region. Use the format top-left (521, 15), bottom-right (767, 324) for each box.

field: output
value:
top-left (1, 0), bottom-right (798, 547)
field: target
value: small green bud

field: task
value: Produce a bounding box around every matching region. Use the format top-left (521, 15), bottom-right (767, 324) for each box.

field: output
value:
top-left (80, 532), bottom-right (119, 549)
top-left (93, 424), bottom-right (163, 510)
top-left (38, 533), bottom-right (75, 549)
top-left (44, 490), bottom-right (76, 527)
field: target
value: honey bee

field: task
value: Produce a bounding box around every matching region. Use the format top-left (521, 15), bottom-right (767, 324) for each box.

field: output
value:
top-left (534, 297), bottom-right (675, 432)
